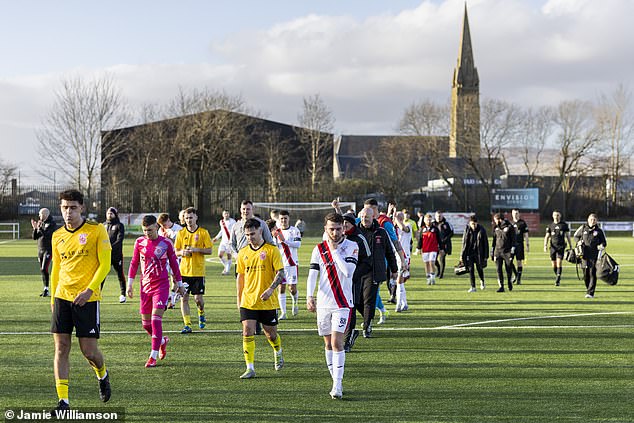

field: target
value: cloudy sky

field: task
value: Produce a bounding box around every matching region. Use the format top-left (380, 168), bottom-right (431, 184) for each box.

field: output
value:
top-left (1, 0), bottom-right (632, 183)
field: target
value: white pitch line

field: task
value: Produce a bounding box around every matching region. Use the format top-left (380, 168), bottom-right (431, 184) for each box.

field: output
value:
top-left (438, 311), bottom-right (633, 328)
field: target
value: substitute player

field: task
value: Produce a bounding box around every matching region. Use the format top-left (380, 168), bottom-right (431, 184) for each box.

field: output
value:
top-left (213, 210), bottom-right (236, 275)
top-left (127, 215), bottom-right (186, 367)
top-left (307, 213), bottom-right (358, 400)
top-left (50, 189), bottom-right (112, 411)
top-left (236, 218), bottom-right (285, 379)
top-left (174, 207), bottom-right (213, 333)
top-left (272, 210), bottom-right (302, 319)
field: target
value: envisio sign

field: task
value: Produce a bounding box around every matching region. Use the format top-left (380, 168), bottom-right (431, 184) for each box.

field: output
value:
top-left (491, 188), bottom-right (539, 210)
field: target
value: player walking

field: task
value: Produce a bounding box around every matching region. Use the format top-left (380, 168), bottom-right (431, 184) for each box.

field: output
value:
top-left (127, 215), bottom-right (186, 367)
top-left (306, 213), bottom-right (358, 399)
top-left (213, 210), bottom-right (237, 275)
top-left (236, 218), bottom-right (285, 379)
top-left (272, 210), bottom-right (302, 319)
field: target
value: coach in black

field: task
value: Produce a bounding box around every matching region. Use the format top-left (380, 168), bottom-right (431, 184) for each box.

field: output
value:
top-left (510, 209), bottom-right (529, 285)
top-left (573, 213), bottom-right (606, 299)
top-left (491, 213), bottom-right (516, 293)
top-left (357, 207), bottom-right (398, 338)
top-left (544, 210), bottom-right (572, 286)
top-left (103, 207), bottom-right (127, 303)
top-left (31, 208), bottom-right (57, 297)
top-left (434, 210), bottom-right (453, 279)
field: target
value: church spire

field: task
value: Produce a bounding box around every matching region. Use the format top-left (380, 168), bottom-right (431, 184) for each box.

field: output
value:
top-left (453, 3), bottom-right (479, 89)
top-left (450, 3), bottom-right (480, 160)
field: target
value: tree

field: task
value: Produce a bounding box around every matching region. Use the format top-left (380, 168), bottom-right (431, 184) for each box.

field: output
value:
top-left (0, 158), bottom-right (17, 194)
top-left (297, 94), bottom-right (335, 195)
top-left (37, 75), bottom-right (128, 206)
top-left (462, 98), bottom-right (521, 208)
top-left (542, 100), bottom-right (600, 217)
top-left (516, 106), bottom-right (554, 188)
top-left (399, 99), bottom-right (450, 137)
top-left (594, 84), bottom-right (634, 215)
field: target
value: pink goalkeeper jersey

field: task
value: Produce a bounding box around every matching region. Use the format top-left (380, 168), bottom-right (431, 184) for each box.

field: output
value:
top-left (128, 235), bottom-right (182, 293)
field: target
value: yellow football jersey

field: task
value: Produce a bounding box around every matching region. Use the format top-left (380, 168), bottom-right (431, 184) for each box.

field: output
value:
top-left (237, 243), bottom-right (283, 310)
top-left (174, 226), bottom-right (212, 277)
top-left (52, 220), bottom-right (111, 302)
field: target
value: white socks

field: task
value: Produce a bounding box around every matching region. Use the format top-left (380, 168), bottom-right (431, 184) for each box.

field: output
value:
top-left (278, 293), bottom-right (287, 314)
top-left (332, 351), bottom-right (345, 388)
top-left (325, 348), bottom-right (333, 376)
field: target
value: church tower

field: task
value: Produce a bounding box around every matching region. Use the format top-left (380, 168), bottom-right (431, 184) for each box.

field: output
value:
top-left (450, 4), bottom-right (480, 160)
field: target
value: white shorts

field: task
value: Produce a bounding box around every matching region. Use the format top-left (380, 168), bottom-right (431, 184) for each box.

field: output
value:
top-left (316, 307), bottom-right (352, 337)
top-left (218, 242), bottom-right (232, 255)
top-left (422, 252), bottom-right (438, 263)
top-left (282, 265), bottom-right (298, 285)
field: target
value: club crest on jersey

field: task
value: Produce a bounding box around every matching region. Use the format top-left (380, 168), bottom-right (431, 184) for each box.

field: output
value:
top-left (79, 233), bottom-right (88, 245)
top-left (593, 231), bottom-right (598, 236)
top-left (260, 252), bottom-right (267, 260)
top-left (195, 234), bottom-right (199, 241)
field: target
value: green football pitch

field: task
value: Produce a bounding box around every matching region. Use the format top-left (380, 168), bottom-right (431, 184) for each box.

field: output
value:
top-left (0, 236), bottom-right (632, 422)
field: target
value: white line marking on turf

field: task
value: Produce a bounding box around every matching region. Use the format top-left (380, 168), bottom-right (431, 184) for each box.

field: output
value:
top-left (437, 311), bottom-right (633, 328)
top-left (1, 311), bottom-right (632, 335)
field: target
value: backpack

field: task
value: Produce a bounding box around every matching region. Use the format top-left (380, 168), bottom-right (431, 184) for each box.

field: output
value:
top-left (597, 252), bottom-right (619, 285)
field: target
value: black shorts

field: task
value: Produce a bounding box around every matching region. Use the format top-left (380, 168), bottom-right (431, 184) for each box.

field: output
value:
top-left (550, 247), bottom-right (565, 261)
top-left (240, 308), bottom-right (278, 326)
top-left (514, 245), bottom-right (525, 261)
top-left (183, 276), bottom-right (205, 295)
top-left (51, 298), bottom-right (100, 338)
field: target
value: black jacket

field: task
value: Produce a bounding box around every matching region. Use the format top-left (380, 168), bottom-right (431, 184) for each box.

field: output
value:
top-left (435, 217), bottom-right (454, 254)
top-left (345, 226), bottom-right (372, 283)
top-left (104, 218), bottom-right (125, 256)
top-left (32, 215), bottom-right (57, 252)
top-left (358, 220), bottom-right (398, 283)
top-left (461, 223), bottom-right (489, 268)
top-left (573, 224), bottom-right (607, 262)
top-left (492, 219), bottom-right (516, 256)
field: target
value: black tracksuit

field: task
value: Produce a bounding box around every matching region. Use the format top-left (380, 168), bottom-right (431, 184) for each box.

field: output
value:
top-left (32, 215), bottom-right (57, 288)
top-left (358, 220), bottom-right (398, 330)
top-left (104, 217), bottom-right (126, 295)
top-left (435, 218), bottom-right (454, 278)
top-left (491, 219), bottom-right (516, 289)
top-left (573, 224), bottom-right (607, 296)
top-left (461, 223), bottom-right (488, 288)
top-left (343, 226), bottom-right (372, 344)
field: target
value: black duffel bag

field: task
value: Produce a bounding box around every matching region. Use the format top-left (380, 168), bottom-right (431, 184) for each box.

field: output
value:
top-left (597, 252), bottom-right (619, 285)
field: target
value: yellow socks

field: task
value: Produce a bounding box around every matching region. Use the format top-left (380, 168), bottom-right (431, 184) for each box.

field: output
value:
top-left (92, 364), bottom-right (107, 380)
top-left (56, 379), bottom-right (69, 402)
top-left (267, 334), bottom-right (282, 352)
top-left (243, 335), bottom-right (255, 368)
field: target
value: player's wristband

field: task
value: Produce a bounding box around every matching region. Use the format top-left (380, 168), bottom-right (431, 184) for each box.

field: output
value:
top-left (127, 277), bottom-right (134, 289)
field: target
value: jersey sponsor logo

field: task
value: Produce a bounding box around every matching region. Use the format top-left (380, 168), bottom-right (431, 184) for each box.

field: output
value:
top-left (79, 233), bottom-right (88, 245)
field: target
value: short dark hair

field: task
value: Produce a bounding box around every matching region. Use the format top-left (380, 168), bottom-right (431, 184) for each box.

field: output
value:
top-left (325, 212), bottom-right (344, 225)
top-left (142, 215), bottom-right (157, 226)
top-left (185, 207), bottom-right (197, 215)
top-left (469, 215), bottom-right (478, 223)
top-left (493, 213), bottom-right (502, 220)
top-left (266, 219), bottom-right (277, 231)
top-left (59, 189), bottom-right (84, 204)
top-left (244, 218), bottom-right (261, 230)
top-left (512, 208), bottom-right (520, 212)
top-left (157, 213), bottom-right (170, 224)
top-left (279, 210), bottom-right (289, 216)
top-left (241, 200), bottom-right (253, 207)
top-left (363, 198), bottom-right (378, 206)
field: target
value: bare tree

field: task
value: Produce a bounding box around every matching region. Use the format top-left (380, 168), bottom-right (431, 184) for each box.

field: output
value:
top-left (542, 100), bottom-right (600, 217)
top-left (37, 75), bottom-right (128, 204)
top-left (399, 99), bottom-right (450, 136)
top-left (297, 94), bottom-right (335, 194)
top-left (594, 84), bottom-right (634, 215)
top-left (517, 106), bottom-right (554, 187)
top-left (0, 158), bottom-right (17, 194)
top-left (460, 98), bottom-right (521, 207)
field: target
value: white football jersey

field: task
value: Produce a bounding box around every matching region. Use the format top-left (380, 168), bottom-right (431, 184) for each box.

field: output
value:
top-left (215, 218), bottom-right (236, 244)
top-left (307, 239), bottom-right (358, 309)
top-left (275, 225), bottom-right (301, 267)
